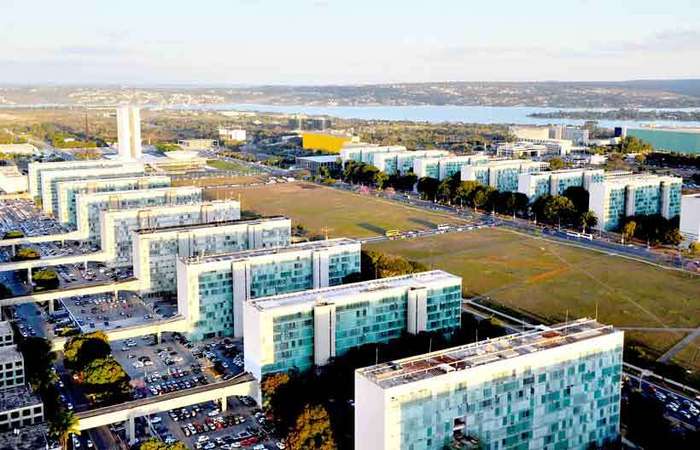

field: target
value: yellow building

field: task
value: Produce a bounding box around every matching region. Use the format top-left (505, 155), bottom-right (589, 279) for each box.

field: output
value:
top-left (302, 132), bottom-right (357, 153)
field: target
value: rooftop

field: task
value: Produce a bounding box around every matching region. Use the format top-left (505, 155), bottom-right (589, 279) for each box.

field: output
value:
top-left (182, 237), bottom-right (358, 265)
top-left (0, 386), bottom-right (41, 412)
top-left (250, 270), bottom-right (459, 312)
top-left (601, 173), bottom-right (682, 186)
top-left (358, 319), bottom-right (618, 389)
top-left (135, 215), bottom-right (287, 235)
top-left (104, 200), bottom-right (236, 217)
top-left (0, 423), bottom-right (51, 450)
top-left (80, 185), bottom-right (200, 201)
top-left (0, 346), bottom-right (22, 363)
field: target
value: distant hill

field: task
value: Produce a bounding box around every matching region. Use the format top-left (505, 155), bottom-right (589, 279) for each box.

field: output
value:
top-left (1, 80), bottom-right (700, 108)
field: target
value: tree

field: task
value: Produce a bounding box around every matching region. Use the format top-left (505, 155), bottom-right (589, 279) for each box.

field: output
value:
top-left (548, 157), bottom-right (565, 170)
top-left (3, 230), bottom-right (24, 239)
top-left (543, 196), bottom-right (575, 226)
top-left (82, 357), bottom-right (128, 385)
top-left (361, 250), bottom-right (427, 280)
top-left (374, 171), bottom-right (389, 189)
top-left (33, 269), bottom-right (59, 290)
top-left (49, 410), bottom-right (79, 450)
top-left (138, 438), bottom-right (188, 450)
top-left (563, 186), bottom-right (589, 216)
top-left (416, 177), bottom-right (439, 201)
top-left (579, 210), bottom-right (598, 234)
top-left (17, 337), bottom-right (57, 391)
top-left (285, 404), bottom-right (336, 450)
top-left (13, 246), bottom-right (40, 261)
top-left (261, 372), bottom-right (291, 408)
top-left (472, 186), bottom-right (491, 210)
top-left (453, 181), bottom-right (480, 207)
top-left (622, 221), bottom-right (636, 243)
top-left (64, 331), bottom-right (110, 370)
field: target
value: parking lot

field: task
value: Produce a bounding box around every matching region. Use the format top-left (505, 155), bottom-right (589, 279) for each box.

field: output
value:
top-left (0, 199), bottom-right (67, 237)
top-left (60, 290), bottom-right (156, 334)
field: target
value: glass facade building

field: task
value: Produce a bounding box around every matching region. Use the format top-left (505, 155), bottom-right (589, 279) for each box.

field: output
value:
top-left (589, 174), bottom-right (683, 231)
top-left (463, 160), bottom-right (548, 193)
top-left (177, 239), bottom-right (361, 341)
top-left (356, 319), bottom-right (623, 450)
top-left (56, 175), bottom-right (171, 226)
top-left (75, 186), bottom-right (203, 244)
top-left (133, 216), bottom-right (291, 298)
top-left (518, 169), bottom-right (605, 200)
top-left (244, 270), bottom-right (462, 380)
top-left (101, 200), bottom-right (240, 268)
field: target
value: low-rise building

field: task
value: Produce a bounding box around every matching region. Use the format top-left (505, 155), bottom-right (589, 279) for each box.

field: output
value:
top-left (0, 322), bottom-right (13, 347)
top-left (218, 128), bottom-right (247, 142)
top-left (355, 319), bottom-right (623, 450)
top-left (589, 174), bottom-right (682, 231)
top-left (133, 216), bottom-right (291, 298)
top-left (462, 160), bottom-right (548, 193)
top-left (0, 346), bottom-right (24, 390)
top-left (0, 144), bottom-right (37, 156)
top-left (496, 139), bottom-right (572, 158)
top-left (0, 166), bottom-right (27, 194)
top-left (244, 270), bottom-right (462, 380)
top-left (0, 386), bottom-right (44, 432)
top-left (680, 194), bottom-right (700, 242)
top-left (301, 131), bottom-right (357, 153)
top-left (339, 145), bottom-right (406, 165)
top-left (177, 238), bottom-right (361, 340)
top-left (295, 155), bottom-right (341, 175)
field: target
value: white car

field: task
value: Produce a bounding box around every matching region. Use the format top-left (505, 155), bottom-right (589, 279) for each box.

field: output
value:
top-left (132, 361), bottom-right (144, 368)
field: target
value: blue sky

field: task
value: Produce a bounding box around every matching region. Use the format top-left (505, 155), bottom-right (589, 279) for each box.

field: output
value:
top-left (1, 0), bottom-right (699, 84)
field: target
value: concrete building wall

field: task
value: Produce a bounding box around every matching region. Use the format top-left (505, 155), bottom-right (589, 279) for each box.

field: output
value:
top-left (680, 194), bottom-right (700, 242)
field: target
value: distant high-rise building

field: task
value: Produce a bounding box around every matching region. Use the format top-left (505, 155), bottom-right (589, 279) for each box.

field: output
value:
top-left (117, 105), bottom-right (142, 160)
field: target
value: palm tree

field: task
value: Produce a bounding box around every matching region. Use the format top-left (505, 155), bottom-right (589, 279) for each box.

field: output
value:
top-left (50, 410), bottom-right (79, 449)
top-left (579, 210), bottom-right (598, 234)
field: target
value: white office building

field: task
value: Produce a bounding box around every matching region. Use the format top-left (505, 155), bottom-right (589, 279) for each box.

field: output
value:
top-left (518, 169), bottom-right (605, 200)
top-left (588, 174), bottom-right (683, 231)
top-left (355, 319), bottom-right (623, 450)
top-left (117, 105), bottom-right (142, 160)
top-left (244, 270), bottom-right (462, 380)
top-left (0, 166), bottom-right (28, 194)
top-left (339, 145), bottom-right (407, 166)
top-left (177, 238), bottom-right (361, 340)
top-left (413, 154), bottom-right (490, 180)
top-left (56, 175), bottom-right (172, 226)
top-left (462, 160), bottom-right (549, 193)
top-left (680, 194), bottom-right (700, 242)
top-left (28, 159), bottom-right (131, 199)
top-left (76, 186), bottom-right (203, 244)
top-left (101, 200), bottom-right (240, 268)
top-left (373, 150), bottom-right (451, 175)
top-left (133, 216), bottom-right (291, 298)
top-left (40, 162), bottom-right (145, 216)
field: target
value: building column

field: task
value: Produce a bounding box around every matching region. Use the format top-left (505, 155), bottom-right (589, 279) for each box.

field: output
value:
top-left (48, 299), bottom-right (54, 314)
top-left (10, 245), bottom-right (15, 257)
top-left (312, 250), bottom-right (330, 289)
top-left (127, 415), bottom-right (136, 443)
top-left (155, 331), bottom-right (162, 344)
top-left (232, 261), bottom-right (251, 338)
top-left (27, 269), bottom-right (32, 285)
top-left (407, 287), bottom-right (428, 334)
top-left (221, 396), bottom-right (228, 412)
top-left (313, 302), bottom-right (336, 367)
top-left (84, 261), bottom-right (88, 272)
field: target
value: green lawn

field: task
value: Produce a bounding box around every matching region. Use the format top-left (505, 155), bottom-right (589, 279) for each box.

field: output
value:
top-left (221, 182), bottom-right (465, 238)
top-left (367, 228), bottom-right (700, 364)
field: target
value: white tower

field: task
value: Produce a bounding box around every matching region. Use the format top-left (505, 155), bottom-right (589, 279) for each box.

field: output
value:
top-left (116, 105), bottom-right (142, 160)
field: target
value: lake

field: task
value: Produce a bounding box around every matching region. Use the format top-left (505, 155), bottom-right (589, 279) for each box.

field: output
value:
top-left (186, 104), bottom-right (700, 129)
